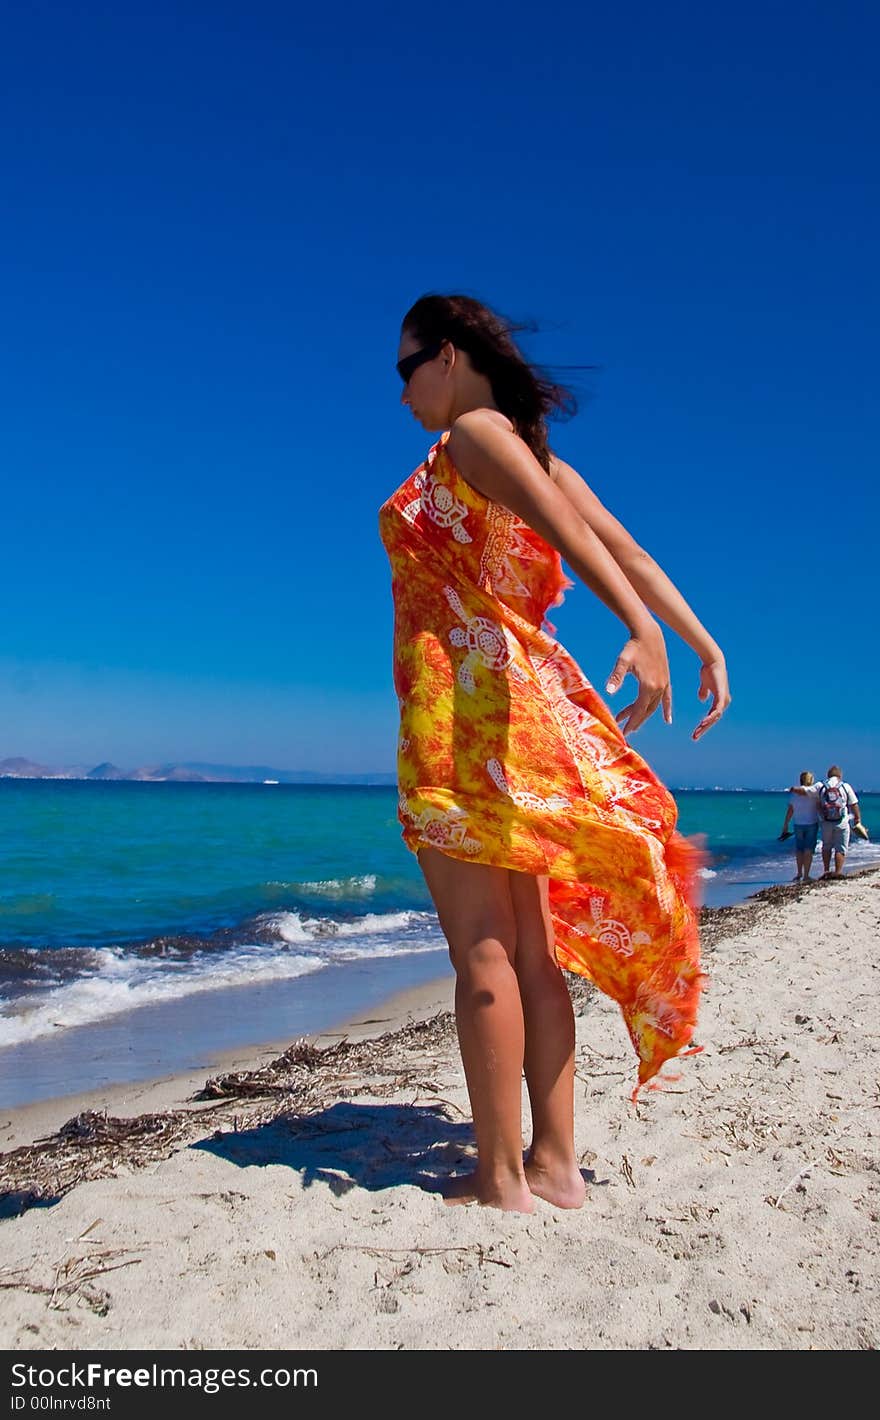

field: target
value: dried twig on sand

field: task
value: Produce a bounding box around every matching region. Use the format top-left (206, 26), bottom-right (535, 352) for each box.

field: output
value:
top-left (1, 1247), bottom-right (142, 1316)
top-left (771, 1159), bottom-right (822, 1209)
top-left (317, 1243), bottom-right (514, 1268)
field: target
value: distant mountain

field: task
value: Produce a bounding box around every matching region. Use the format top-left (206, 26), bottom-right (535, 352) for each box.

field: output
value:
top-left (1, 756), bottom-right (395, 785)
top-left (86, 762), bottom-right (126, 780)
top-left (0, 756), bottom-right (55, 777)
top-left (128, 765), bottom-right (212, 782)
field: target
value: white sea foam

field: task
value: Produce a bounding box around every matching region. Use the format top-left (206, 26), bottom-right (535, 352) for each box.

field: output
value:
top-left (296, 874), bottom-right (379, 896)
top-left (0, 946), bottom-right (323, 1049)
top-left (267, 874), bottom-right (379, 897)
top-left (0, 909), bottom-right (447, 1050)
top-left (266, 908), bottom-right (432, 945)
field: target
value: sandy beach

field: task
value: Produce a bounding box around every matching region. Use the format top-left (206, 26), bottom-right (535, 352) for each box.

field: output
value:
top-left (1, 869), bottom-right (878, 1351)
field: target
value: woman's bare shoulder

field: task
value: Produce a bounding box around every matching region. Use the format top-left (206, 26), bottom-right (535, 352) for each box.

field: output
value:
top-left (449, 408), bottom-right (516, 438)
top-left (445, 409), bottom-right (546, 505)
top-left (446, 409), bottom-right (522, 489)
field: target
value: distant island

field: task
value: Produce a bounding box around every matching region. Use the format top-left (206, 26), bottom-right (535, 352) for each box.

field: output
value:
top-left (3, 759), bottom-right (874, 794)
top-left (0, 757), bottom-right (396, 785)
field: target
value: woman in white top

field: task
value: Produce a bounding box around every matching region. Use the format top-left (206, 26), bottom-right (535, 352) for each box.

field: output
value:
top-left (779, 770), bottom-right (819, 882)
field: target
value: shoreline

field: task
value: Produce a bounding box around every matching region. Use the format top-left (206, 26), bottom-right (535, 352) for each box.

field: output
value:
top-left (0, 970), bottom-right (455, 1154)
top-left (1, 867), bottom-right (878, 1349)
top-left (0, 946), bottom-right (452, 1114)
top-left (1, 824), bottom-right (876, 1113)
top-left (2, 867), bottom-right (875, 1149)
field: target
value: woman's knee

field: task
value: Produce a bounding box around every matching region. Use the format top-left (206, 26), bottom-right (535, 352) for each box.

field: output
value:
top-left (447, 917), bottom-right (517, 977)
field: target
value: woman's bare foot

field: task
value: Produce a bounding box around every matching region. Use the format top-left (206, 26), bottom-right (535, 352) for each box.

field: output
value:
top-left (524, 1152), bottom-right (587, 1208)
top-left (442, 1169), bottom-right (535, 1213)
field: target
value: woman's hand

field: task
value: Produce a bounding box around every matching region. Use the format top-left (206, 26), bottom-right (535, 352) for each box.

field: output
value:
top-left (692, 658), bottom-right (731, 741)
top-left (605, 623), bottom-right (672, 737)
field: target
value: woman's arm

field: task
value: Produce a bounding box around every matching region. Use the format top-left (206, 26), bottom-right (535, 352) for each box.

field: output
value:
top-left (446, 411), bottom-right (671, 736)
top-left (548, 454), bottom-right (731, 741)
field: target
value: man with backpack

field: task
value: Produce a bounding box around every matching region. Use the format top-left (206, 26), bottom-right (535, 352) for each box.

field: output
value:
top-left (792, 765), bottom-right (864, 878)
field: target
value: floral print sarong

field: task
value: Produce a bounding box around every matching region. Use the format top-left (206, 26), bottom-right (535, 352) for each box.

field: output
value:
top-left (378, 432), bottom-right (705, 1090)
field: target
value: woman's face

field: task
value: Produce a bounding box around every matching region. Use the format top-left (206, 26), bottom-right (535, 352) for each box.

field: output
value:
top-left (396, 329), bottom-right (453, 431)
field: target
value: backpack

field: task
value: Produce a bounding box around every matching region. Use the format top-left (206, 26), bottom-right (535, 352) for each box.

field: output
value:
top-left (819, 781), bottom-right (848, 823)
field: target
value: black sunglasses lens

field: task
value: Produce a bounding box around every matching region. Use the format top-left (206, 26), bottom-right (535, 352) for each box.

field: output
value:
top-left (397, 341), bottom-right (442, 384)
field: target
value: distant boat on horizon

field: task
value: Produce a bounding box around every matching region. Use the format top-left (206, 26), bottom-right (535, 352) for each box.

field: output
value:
top-left (262, 779), bottom-right (279, 784)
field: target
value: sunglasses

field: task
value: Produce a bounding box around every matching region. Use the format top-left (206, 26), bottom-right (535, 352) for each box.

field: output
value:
top-left (396, 339), bottom-right (445, 385)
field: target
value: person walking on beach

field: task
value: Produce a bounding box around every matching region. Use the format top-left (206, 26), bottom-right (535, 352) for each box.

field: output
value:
top-left (379, 294), bottom-right (731, 1213)
top-left (817, 767), bottom-right (863, 877)
top-left (790, 765), bottom-right (865, 877)
top-left (779, 771), bottom-right (820, 882)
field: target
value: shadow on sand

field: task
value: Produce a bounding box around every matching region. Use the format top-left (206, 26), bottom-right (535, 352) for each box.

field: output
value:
top-left (193, 1100), bottom-right (478, 1197)
top-left (194, 1099), bottom-right (601, 1200)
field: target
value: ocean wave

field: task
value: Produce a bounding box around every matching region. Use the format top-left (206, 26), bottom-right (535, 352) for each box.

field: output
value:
top-left (0, 944), bottom-right (107, 989)
top-left (287, 874), bottom-right (379, 897)
top-left (0, 908), bottom-right (446, 1049)
top-left (0, 946), bottom-right (324, 1049)
top-left (265, 908), bottom-right (432, 945)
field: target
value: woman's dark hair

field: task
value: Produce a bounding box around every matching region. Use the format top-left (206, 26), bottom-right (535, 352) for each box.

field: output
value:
top-left (401, 293), bottom-right (578, 473)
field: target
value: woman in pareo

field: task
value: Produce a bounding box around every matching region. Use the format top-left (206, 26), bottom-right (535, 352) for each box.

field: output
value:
top-left (378, 293), bottom-right (731, 1213)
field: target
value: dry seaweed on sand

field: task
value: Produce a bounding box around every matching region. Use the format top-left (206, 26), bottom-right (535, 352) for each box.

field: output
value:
top-left (194, 1011), bottom-right (459, 1102)
top-left (0, 1108), bottom-right (211, 1219)
top-left (0, 1011), bottom-right (459, 1217)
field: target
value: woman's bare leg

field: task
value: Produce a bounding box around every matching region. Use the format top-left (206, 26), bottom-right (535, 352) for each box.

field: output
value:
top-left (508, 870), bottom-right (586, 1208)
top-left (417, 845), bottom-right (534, 1213)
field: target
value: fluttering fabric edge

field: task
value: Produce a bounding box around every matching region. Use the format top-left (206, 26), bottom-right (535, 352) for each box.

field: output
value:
top-left (400, 788), bottom-right (708, 1095)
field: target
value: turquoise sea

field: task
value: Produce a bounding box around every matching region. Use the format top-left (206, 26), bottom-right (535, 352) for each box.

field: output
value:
top-left (1, 781), bottom-right (877, 1106)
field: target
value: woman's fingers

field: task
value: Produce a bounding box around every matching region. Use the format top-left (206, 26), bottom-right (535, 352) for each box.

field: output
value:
top-left (692, 699), bottom-right (723, 740)
top-left (607, 635), bottom-right (670, 735)
top-left (692, 685), bottom-right (717, 738)
top-left (694, 661), bottom-right (732, 739)
top-left (615, 689), bottom-right (662, 736)
top-left (692, 686), bottom-right (732, 740)
top-left (605, 655), bottom-right (631, 696)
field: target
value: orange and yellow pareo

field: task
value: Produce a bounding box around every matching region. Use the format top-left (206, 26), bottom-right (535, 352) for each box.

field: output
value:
top-left (379, 433), bottom-right (706, 1093)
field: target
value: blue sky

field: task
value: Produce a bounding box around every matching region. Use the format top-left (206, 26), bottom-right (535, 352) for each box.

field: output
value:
top-left (2, 1), bottom-right (877, 787)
